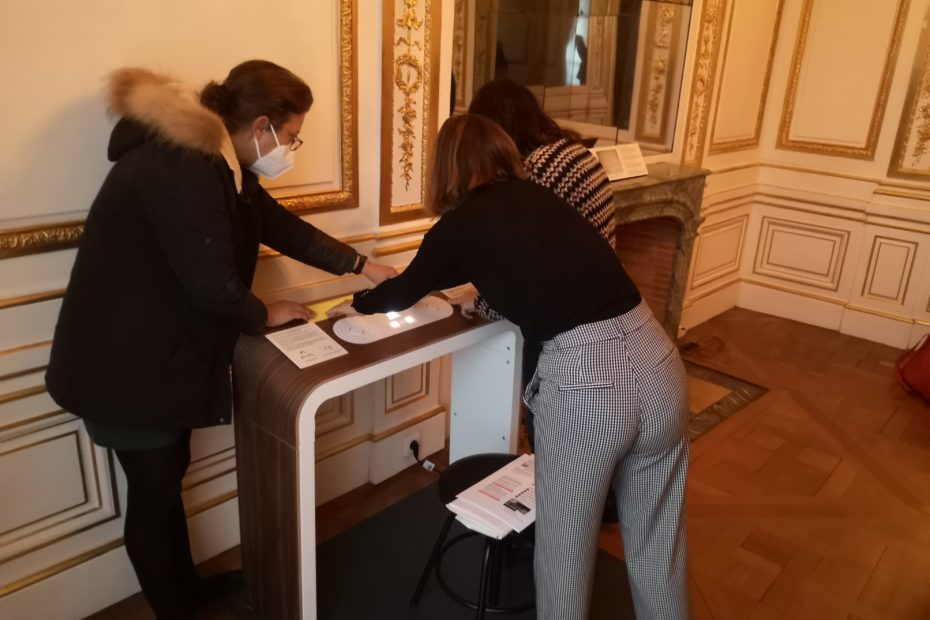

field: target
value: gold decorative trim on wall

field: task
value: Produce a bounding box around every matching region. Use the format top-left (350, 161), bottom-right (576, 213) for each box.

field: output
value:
top-left (753, 217), bottom-right (850, 291)
top-left (889, 0), bottom-right (930, 179)
top-left (452, 0), bottom-right (467, 112)
top-left (682, 0), bottom-right (729, 165)
top-left (860, 236), bottom-right (917, 306)
top-left (635, 2), bottom-right (685, 146)
top-left (776, 0), bottom-right (910, 159)
top-left (380, 0), bottom-right (442, 225)
top-left (471, 0), bottom-right (495, 97)
top-left (0, 221), bottom-right (83, 260)
top-left (279, 0), bottom-right (360, 214)
top-left (707, 0), bottom-right (785, 155)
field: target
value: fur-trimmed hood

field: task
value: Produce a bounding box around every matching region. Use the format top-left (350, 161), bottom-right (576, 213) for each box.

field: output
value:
top-left (106, 67), bottom-right (242, 191)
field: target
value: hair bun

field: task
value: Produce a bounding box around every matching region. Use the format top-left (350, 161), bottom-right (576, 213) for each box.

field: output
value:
top-left (200, 81), bottom-right (231, 116)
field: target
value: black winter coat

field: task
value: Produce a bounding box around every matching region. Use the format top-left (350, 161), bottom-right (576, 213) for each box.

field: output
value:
top-left (46, 118), bottom-right (357, 429)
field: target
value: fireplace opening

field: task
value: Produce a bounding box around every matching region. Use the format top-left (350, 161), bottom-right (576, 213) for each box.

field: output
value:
top-left (615, 217), bottom-right (682, 329)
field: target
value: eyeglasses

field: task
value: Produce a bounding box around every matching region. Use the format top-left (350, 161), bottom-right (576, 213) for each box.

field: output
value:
top-left (288, 135), bottom-right (304, 152)
top-left (268, 124), bottom-right (304, 152)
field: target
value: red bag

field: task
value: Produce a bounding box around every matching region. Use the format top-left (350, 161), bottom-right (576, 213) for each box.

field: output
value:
top-left (897, 334), bottom-right (930, 402)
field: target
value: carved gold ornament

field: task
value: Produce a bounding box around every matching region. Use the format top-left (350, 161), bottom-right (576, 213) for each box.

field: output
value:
top-left (682, 0), bottom-right (728, 165)
top-left (394, 0), bottom-right (426, 190)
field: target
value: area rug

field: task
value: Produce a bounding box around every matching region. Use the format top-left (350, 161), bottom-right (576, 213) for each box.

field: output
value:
top-left (684, 358), bottom-right (768, 442)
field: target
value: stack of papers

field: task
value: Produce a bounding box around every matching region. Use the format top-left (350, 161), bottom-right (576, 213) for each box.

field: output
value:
top-left (446, 454), bottom-right (536, 539)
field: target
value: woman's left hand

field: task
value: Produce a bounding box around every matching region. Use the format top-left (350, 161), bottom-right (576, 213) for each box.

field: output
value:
top-left (447, 291), bottom-right (477, 319)
top-left (326, 300), bottom-right (359, 319)
top-left (266, 300), bottom-right (316, 327)
top-left (362, 260), bottom-right (398, 284)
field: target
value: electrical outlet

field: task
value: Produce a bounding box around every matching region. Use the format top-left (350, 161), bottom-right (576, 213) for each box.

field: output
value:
top-left (402, 431), bottom-right (421, 458)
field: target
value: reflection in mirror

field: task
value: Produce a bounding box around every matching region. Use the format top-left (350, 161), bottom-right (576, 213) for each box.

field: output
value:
top-left (465, 0), bottom-right (692, 155)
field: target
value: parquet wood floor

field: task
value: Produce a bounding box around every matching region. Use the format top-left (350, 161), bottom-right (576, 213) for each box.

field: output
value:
top-left (673, 308), bottom-right (930, 620)
top-left (87, 308), bottom-right (929, 619)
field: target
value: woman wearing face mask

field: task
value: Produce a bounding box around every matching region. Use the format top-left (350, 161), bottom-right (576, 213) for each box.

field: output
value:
top-left (45, 60), bottom-right (395, 619)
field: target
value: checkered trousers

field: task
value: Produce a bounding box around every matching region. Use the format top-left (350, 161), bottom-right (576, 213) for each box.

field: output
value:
top-left (524, 300), bottom-right (690, 619)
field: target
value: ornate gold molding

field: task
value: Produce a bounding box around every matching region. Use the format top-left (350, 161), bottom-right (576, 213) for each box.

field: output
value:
top-left (682, 0), bottom-right (729, 165)
top-left (0, 221), bottom-right (83, 260)
top-left (379, 0), bottom-right (441, 225)
top-left (635, 3), bottom-right (684, 147)
top-left (452, 0), bottom-right (467, 111)
top-left (889, 0), bottom-right (930, 179)
top-left (707, 0), bottom-right (785, 155)
top-left (280, 0), bottom-right (359, 214)
top-left (777, 0), bottom-right (910, 159)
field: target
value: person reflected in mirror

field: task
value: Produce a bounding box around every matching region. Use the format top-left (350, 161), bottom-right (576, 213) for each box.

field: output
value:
top-left (330, 114), bottom-right (689, 620)
top-left (46, 60), bottom-right (395, 619)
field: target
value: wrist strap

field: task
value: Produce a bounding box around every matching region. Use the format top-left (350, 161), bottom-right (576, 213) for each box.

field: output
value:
top-left (352, 254), bottom-right (368, 275)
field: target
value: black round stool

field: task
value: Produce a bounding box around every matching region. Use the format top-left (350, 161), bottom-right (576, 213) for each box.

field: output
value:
top-left (410, 453), bottom-right (535, 618)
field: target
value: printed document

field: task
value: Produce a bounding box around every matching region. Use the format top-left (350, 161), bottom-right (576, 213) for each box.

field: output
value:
top-left (446, 454), bottom-right (535, 539)
top-left (266, 322), bottom-right (348, 369)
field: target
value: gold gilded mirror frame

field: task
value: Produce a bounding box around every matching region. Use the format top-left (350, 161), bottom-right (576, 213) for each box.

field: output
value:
top-left (279, 0), bottom-right (360, 214)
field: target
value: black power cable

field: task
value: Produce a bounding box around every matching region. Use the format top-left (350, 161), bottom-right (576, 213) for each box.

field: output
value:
top-left (409, 440), bottom-right (444, 474)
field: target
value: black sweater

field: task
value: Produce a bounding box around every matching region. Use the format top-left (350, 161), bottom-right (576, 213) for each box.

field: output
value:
top-left (47, 119), bottom-right (357, 429)
top-left (353, 179), bottom-right (640, 342)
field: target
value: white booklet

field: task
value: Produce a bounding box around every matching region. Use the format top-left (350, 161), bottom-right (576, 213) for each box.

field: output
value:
top-left (446, 454), bottom-right (536, 539)
top-left (589, 142), bottom-right (648, 181)
top-left (265, 322), bottom-right (348, 369)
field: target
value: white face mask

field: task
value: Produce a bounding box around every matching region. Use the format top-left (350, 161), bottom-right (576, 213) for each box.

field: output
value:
top-left (248, 124), bottom-right (295, 180)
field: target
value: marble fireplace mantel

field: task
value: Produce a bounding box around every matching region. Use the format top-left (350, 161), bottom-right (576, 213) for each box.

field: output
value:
top-left (610, 162), bottom-right (709, 340)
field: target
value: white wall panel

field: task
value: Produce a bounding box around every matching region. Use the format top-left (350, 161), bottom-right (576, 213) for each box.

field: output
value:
top-left (708, 0), bottom-right (782, 151)
top-left (691, 215), bottom-right (747, 288)
top-left (753, 216), bottom-right (850, 290)
top-left (777, 0), bottom-right (907, 156)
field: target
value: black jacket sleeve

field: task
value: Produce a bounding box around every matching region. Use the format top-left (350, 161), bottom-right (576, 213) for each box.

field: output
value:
top-left (139, 150), bottom-right (267, 334)
top-left (256, 186), bottom-right (358, 274)
top-left (352, 217), bottom-right (466, 314)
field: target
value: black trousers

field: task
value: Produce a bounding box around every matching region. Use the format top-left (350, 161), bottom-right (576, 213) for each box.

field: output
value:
top-left (115, 431), bottom-right (199, 619)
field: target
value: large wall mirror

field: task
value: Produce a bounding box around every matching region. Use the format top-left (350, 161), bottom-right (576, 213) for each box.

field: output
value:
top-left (455, 0), bottom-right (693, 155)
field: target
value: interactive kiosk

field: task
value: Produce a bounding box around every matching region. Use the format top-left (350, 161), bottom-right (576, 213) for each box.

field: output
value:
top-left (233, 303), bottom-right (523, 619)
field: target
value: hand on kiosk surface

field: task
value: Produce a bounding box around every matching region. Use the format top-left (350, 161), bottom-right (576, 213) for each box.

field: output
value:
top-left (446, 290), bottom-right (477, 319)
top-left (326, 300), bottom-right (359, 319)
top-left (266, 300), bottom-right (315, 327)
